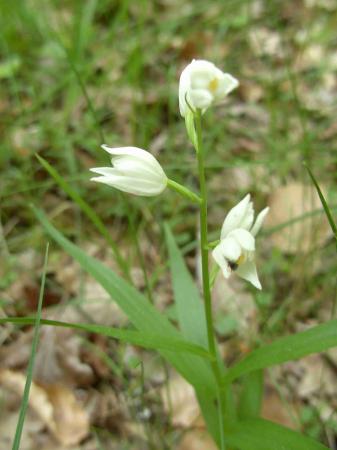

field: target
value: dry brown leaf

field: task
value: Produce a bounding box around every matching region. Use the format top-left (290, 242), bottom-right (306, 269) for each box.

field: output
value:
top-left (0, 328), bottom-right (33, 369)
top-left (0, 408), bottom-right (43, 450)
top-left (265, 182), bottom-right (331, 254)
top-left (43, 384), bottom-right (89, 446)
top-left (33, 326), bottom-right (94, 387)
top-left (178, 429), bottom-right (218, 450)
top-left (240, 81), bottom-right (264, 103)
top-left (262, 388), bottom-right (297, 429)
top-left (161, 374), bottom-right (200, 428)
top-left (296, 355), bottom-right (336, 399)
top-left (0, 369), bottom-right (89, 446)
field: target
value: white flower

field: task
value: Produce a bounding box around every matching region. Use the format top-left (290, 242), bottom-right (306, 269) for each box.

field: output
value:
top-left (90, 145), bottom-right (168, 196)
top-left (212, 194), bottom-right (269, 289)
top-left (179, 59), bottom-right (239, 117)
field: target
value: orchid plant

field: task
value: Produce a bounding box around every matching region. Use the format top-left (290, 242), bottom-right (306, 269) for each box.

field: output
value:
top-left (11, 59), bottom-right (336, 450)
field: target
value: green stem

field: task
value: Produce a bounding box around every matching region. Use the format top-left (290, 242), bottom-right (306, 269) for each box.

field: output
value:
top-left (195, 112), bottom-right (216, 358)
top-left (167, 179), bottom-right (202, 205)
top-left (195, 110), bottom-right (226, 450)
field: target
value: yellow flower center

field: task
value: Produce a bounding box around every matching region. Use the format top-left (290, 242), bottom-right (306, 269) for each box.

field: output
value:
top-left (236, 254), bottom-right (246, 266)
top-left (208, 78), bottom-right (219, 93)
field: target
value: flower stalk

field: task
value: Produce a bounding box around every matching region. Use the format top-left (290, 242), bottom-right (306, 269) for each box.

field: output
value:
top-left (167, 179), bottom-right (202, 205)
top-left (195, 109), bottom-right (226, 450)
top-left (195, 110), bottom-right (216, 358)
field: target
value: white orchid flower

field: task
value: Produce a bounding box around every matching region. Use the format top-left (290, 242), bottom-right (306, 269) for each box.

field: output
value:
top-left (90, 145), bottom-right (168, 196)
top-left (212, 194), bottom-right (269, 289)
top-left (179, 59), bottom-right (239, 117)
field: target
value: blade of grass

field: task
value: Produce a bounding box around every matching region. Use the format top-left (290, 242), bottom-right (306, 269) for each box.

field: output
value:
top-left (0, 316), bottom-right (213, 359)
top-left (11, 243), bottom-right (49, 450)
top-left (223, 319), bottom-right (337, 383)
top-left (92, 428), bottom-right (106, 450)
top-left (35, 153), bottom-right (131, 280)
top-left (304, 162), bottom-right (337, 249)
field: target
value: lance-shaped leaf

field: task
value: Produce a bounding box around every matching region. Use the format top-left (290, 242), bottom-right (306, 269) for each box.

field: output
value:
top-left (225, 417), bottom-right (328, 450)
top-left (165, 224), bottom-right (208, 347)
top-left (0, 317), bottom-right (213, 359)
top-left (224, 319), bottom-right (337, 383)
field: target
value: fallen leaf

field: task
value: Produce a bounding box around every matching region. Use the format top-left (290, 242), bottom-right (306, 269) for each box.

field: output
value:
top-left (178, 428), bottom-right (217, 450)
top-left (265, 182), bottom-right (331, 254)
top-left (33, 326), bottom-right (94, 387)
top-left (262, 387), bottom-right (297, 429)
top-left (0, 369), bottom-right (89, 446)
top-left (161, 374), bottom-right (200, 428)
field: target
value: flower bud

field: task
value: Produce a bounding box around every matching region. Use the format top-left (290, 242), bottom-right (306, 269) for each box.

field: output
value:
top-left (90, 145), bottom-right (167, 196)
top-left (179, 59), bottom-right (239, 117)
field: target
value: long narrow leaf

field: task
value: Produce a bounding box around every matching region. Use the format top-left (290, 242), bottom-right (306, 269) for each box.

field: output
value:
top-left (238, 370), bottom-right (264, 419)
top-left (224, 319), bottom-right (337, 383)
top-left (196, 390), bottom-right (221, 447)
top-left (12, 244), bottom-right (49, 450)
top-left (35, 153), bottom-right (130, 279)
top-left (32, 206), bottom-right (217, 395)
top-left (0, 317), bottom-right (213, 359)
top-left (304, 163), bottom-right (337, 237)
top-left (165, 224), bottom-right (207, 346)
top-left (226, 417), bottom-right (328, 450)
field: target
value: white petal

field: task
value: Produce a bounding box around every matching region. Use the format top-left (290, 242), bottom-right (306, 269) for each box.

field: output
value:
top-left (219, 236), bottom-right (242, 262)
top-left (236, 260), bottom-right (261, 289)
top-left (228, 228), bottom-right (255, 251)
top-left (189, 61), bottom-right (216, 89)
top-left (112, 156), bottom-right (166, 182)
top-left (90, 167), bottom-right (118, 177)
top-left (179, 66), bottom-right (192, 117)
top-left (101, 145), bottom-right (156, 165)
top-left (214, 73), bottom-right (239, 99)
top-left (189, 89), bottom-right (213, 110)
top-left (250, 207), bottom-right (270, 237)
top-left (212, 244), bottom-right (231, 278)
top-left (221, 265), bottom-right (231, 279)
top-left (98, 145), bottom-right (167, 186)
top-left (91, 174), bottom-right (166, 196)
top-left (240, 201), bottom-right (254, 230)
top-left (220, 194), bottom-right (251, 239)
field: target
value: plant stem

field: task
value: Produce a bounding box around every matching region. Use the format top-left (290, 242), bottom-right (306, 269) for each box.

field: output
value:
top-left (195, 112), bottom-right (216, 358)
top-left (195, 110), bottom-right (226, 450)
top-left (167, 179), bottom-right (202, 205)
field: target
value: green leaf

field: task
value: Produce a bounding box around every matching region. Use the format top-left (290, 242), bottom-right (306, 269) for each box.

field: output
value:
top-left (196, 390), bottom-right (221, 447)
top-left (35, 153), bottom-right (130, 279)
top-left (164, 225), bottom-right (230, 445)
top-left (238, 370), bottom-right (264, 419)
top-left (12, 244), bottom-right (49, 450)
top-left (226, 418), bottom-right (329, 450)
top-left (185, 109), bottom-right (197, 149)
top-left (32, 206), bottom-right (217, 395)
top-left (0, 316), bottom-right (213, 359)
top-left (165, 224), bottom-right (207, 347)
top-left (224, 320), bottom-right (337, 383)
